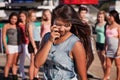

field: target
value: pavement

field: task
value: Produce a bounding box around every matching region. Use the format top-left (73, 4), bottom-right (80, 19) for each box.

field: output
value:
top-left (0, 53), bottom-right (117, 80)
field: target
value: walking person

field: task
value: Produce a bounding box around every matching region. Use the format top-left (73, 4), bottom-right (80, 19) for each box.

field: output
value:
top-left (2, 12), bottom-right (22, 80)
top-left (18, 11), bottom-right (30, 80)
top-left (41, 9), bottom-right (51, 39)
top-left (35, 4), bottom-right (92, 80)
top-left (94, 11), bottom-right (107, 75)
top-left (103, 10), bottom-right (120, 80)
top-left (27, 9), bottom-right (41, 80)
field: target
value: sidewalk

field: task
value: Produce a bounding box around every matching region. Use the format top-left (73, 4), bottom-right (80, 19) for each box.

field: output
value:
top-left (0, 53), bottom-right (117, 80)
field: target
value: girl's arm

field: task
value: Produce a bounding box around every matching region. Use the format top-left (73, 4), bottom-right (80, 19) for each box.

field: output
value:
top-left (35, 25), bottom-right (60, 68)
top-left (2, 24), bottom-right (9, 54)
top-left (28, 23), bottom-right (37, 54)
top-left (117, 26), bottom-right (120, 56)
top-left (40, 22), bottom-right (44, 38)
top-left (35, 37), bottom-right (53, 68)
top-left (72, 41), bottom-right (87, 80)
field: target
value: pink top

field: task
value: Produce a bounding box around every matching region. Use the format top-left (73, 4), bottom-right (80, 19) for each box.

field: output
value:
top-left (41, 24), bottom-right (51, 38)
top-left (106, 27), bottom-right (118, 37)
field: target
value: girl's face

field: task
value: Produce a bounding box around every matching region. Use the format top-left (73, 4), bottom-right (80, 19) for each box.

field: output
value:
top-left (10, 16), bottom-right (18, 25)
top-left (54, 18), bottom-right (71, 37)
top-left (44, 10), bottom-right (51, 20)
top-left (19, 13), bottom-right (26, 22)
top-left (30, 12), bottom-right (36, 22)
top-left (108, 14), bottom-right (114, 23)
top-left (79, 10), bottom-right (87, 19)
top-left (97, 14), bottom-right (105, 23)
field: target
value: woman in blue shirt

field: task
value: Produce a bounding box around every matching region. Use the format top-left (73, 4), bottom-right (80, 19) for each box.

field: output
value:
top-left (35, 5), bottom-right (92, 80)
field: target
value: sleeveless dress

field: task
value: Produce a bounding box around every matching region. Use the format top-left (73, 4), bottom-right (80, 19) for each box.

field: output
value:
top-left (43, 33), bottom-right (80, 80)
top-left (106, 27), bottom-right (119, 58)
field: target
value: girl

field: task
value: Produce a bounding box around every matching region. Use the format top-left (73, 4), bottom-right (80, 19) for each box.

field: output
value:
top-left (18, 11), bottom-right (30, 80)
top-left (35, 4), bottom-right (92, 80)
top-left (27, 10), bottom-right (41, 80)
top-left (2, 12), bottom-right (22, 80)
top-left (95, 11), bottom-right (107, 74)
top-left (103, 10), bottom-right (120, 80)
top-left (41, 9), bottom-right (51, 38)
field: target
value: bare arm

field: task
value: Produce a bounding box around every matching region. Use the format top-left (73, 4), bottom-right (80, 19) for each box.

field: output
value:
top-left (35, 38), bottom-right (53, 68)
top-left (117, 26), bottom-right (120, 55)
top-left (2, 24), bottom-right (8, 54)
top-left (40, 24), bottom-right (44, 38)
top-left (72, 41), bottom-right (87, 80)
top-left (35, 25), bottom-right (60, 68)
top-left (28, 23), bottom-right (37, 53)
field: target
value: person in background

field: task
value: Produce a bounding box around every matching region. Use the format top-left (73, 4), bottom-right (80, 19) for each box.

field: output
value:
top-left (78, 5), bottom-right (94, 73)
top-left (27, 9), bottom-right (41, 80)
top-left (103, 10), bottom-right (120, 80)
top-left (2, 12), bottom-right (22, 80)
top-left (18, 11), bottom-right (30, 80)
top-left (95, 11), bottom-right (107, 75)
top-left (35, 4), bottom-right (92, 80)
top-left (41, 9), bottom-right (51, 39)
top-left (78, 5), bottom-right (89, 24)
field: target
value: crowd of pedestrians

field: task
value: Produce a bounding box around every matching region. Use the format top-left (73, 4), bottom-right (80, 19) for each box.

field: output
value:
top-left (0, 4), bottom-right (120, 80)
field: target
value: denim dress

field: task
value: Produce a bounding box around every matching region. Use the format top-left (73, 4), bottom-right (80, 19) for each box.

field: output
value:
top-left (43, 33), bottom-right (79, 80)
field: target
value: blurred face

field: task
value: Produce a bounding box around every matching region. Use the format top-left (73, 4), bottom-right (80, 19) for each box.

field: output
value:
top-left (44, 10), bottom-right (51, 20)
top-left (108, 14), bottom-right (114, 23)
top-left (79, 10), bottom-right (87, 19)
top-left (54, 18), bottom-right (71, 37)
top-left (19, 13), bottom-right (26, 22)
top-left (97, 14), bottom-right (105, 23)
top-left (30, 12), bottom-right (36, 22)
top-left (10, 16), bottom-right (18, 25)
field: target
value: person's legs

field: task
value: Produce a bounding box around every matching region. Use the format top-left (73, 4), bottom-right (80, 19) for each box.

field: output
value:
top-left (97, 50), bottom-right (106, 74)
top-left (29, 53), bottom-right (34, 80)
top-left (19, 44), bottom-right (26, 79)
top-left (34, 59), bottom-right (39, 78)
top-left (25, 44), bottom-right (30, 59)
top-left (4, 54), bottom-right (14, 78)
top-left (103, 57), bottom-right (113, 80)
top-left (12, 53), bottom-right (19, 79)
top-left (115, 58), bottom-right (120, 80)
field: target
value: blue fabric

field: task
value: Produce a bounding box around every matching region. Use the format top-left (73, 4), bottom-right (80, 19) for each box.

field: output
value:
top-left (43, 33), bottom-right (80, 80)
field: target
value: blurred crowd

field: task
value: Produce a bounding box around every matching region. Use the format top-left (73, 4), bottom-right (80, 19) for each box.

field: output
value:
top-left (0, 4), bottom-right (120, 80)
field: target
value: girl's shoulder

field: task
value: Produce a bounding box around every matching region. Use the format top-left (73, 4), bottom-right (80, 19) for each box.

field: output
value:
top-left (43, 32), bottom-right (50, 41)
top-left (3, 23), bottom-right (11, 29)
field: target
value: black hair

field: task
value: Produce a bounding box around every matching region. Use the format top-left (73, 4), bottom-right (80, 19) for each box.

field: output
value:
top-left (109, 10), bottom-right (120, 24)
top-left (78, 5), bottom-right (88, 13)
top-left (8, 12), bottom-right (18, 24)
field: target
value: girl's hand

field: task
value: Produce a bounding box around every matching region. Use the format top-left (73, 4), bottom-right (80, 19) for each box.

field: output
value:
top-left (116, 48), bottom-right (120, 56)
top-left (116, 51), bottom-right (120, 56)
top-left (5, 48), bottom-right (9, 54)
top-left (49, 25), bottom-right (60, 43)
top-left (34, 48), bottom-right (38, 55)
